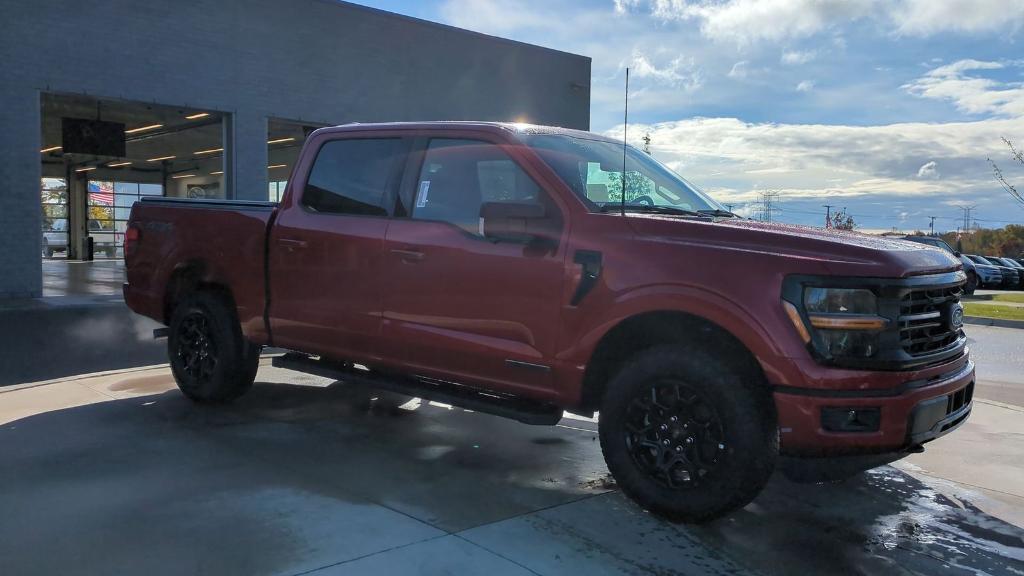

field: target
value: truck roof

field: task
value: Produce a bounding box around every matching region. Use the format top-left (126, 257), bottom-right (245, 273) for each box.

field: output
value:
top-left (313, 121), bottom-right (614, 143)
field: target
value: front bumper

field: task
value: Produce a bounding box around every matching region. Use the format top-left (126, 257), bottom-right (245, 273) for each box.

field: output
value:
top-left (773, 353), bottom-right (974, 456)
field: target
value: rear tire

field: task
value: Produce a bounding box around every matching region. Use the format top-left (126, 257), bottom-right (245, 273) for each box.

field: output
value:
top-left (598, 345), bottom-right (777, 523)
top-left (168, 290), bottom-right (260, 403)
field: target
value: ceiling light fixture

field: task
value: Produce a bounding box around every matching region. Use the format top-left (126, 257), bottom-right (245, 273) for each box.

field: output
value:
top-left (147, 155), bottom-right (176, 162)
top-left (210, 171), bottom-right (224, 175)
top-left (171, 173), bottom-right (196, 179)
top-left (194, 148), bottom-right (223, 155)
top-left (107, 161), bottom-right (132, 167)
top-left (40, 146), bottom-right (62, 153)
top-left (185, 112), bottom-right (210, 120)
top-left (268, 164), bottom-right (287, 169)
top-left (74, 166), bottom-right (96, 172)
top-left (267, 137), bottom-right (296, 145)
top-left (125, 124), bottom-right (164, 134)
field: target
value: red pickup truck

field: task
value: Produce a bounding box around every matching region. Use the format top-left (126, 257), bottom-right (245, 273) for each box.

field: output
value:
top-left (124, 122), bottom-right (974, 522)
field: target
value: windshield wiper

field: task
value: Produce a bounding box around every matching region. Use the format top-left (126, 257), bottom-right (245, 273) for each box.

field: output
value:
top-left (599, 204), bottom-right (704, 217)
top-left (696, 209), bottom-right (739, 218)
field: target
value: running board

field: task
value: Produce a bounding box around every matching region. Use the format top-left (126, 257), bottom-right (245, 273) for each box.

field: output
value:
top-left (271, 353), bottom-right (563, 426)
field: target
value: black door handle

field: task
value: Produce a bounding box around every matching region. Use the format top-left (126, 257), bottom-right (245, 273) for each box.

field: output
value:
top-left (277, 238), bottom-right (308, 250)
top-left (391, 248), bottom-right (425, 262)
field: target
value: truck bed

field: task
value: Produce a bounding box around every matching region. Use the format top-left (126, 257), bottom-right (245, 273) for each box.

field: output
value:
top-left (124, 197), bottom-right (278, 342)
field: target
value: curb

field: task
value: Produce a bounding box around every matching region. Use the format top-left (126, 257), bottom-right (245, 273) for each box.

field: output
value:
top-left (0, 353), bottom-right (284, 394)
top-left (964, 316), bottom-right (1024, 330)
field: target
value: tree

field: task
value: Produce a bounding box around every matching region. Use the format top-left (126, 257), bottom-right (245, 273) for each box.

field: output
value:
top-left (831, 208), bottom-right (856, 230)
top-left (938, 224), bottom-right (1024, 257)
top-left (989, 137), bottom-right (1023, 207)
top-left (606, 171), bottom-right (653, 203)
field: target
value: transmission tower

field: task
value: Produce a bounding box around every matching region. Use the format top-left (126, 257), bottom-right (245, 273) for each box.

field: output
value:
top-left (958, 205), bottom-right (978, 233)
top-left (754, 190), bottom-right (781, 223)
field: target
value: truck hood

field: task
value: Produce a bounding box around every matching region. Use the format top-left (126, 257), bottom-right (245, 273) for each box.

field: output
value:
top-left (627, 215), bottom-right (962, 278)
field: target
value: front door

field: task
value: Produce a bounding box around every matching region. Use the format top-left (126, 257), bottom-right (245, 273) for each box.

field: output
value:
top-left (268, 135), bottom-right (409, 362)
top-left (382, 137), bottom-right (567, 396)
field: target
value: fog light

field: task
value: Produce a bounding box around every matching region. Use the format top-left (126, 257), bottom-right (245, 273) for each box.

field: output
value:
top-left (821, 407), bottom-right (881, 432)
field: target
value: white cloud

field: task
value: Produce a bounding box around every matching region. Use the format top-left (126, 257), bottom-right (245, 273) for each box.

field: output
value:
top-left (891, 0), bottom-right (1024, 36)
top-left (626, 0), bottom-right (1024, 44)
top-left (630, 52), bottom-right (703, 90)
top-left (613, 0), bottom-right (642, 13)
top-left (605, 115), bottom-right (1024, 205)
top-left (781, 49), bottom-right (817, 65)
top-left (727, 60), bottom-right (749, 79)
top-left (796, 80), bottom-right (816, 92)
top-left (917, 160), bottom-right (939, 178)
top-left (651, 0), bottom-right (877, 44)
top-left (903, 59), bottom-right (1024, 117)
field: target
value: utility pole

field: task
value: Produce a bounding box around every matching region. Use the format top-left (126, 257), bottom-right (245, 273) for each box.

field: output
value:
top-left (642, 133), bottom-right (652, 155)
top-left (725, 203), bottom-right (734, 212)
top-left (928, 216), bottom-right (936, 236)
top-left (823, 204), bottom-right (834, 228)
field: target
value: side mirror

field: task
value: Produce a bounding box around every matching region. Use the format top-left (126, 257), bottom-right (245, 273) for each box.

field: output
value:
top-left (480, 201), bottom-right (545, 242)
top-left (954, 251), bottom-right (962, 257)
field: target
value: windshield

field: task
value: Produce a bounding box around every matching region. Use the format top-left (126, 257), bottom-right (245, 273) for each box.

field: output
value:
top-left (523, 134), bottom-right (724, 214)
top-left (916, 237), bottom-right (955, 253)
top-left (971, 256), bottom-right (994, 265)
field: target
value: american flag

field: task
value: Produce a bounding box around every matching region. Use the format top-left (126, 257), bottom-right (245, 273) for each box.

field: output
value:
top-left (88, 181), bottom-right (114, 205)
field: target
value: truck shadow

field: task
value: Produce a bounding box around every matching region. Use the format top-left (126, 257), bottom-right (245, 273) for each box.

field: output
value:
top-left (1, 375), bottom-right (1022, 576)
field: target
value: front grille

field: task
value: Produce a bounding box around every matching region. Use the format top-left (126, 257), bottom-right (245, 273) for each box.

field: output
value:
top-left (898, 285), bottom-right (963, 356)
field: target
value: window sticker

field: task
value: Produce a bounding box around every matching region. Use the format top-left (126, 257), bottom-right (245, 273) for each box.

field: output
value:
top-left (416, 180), bottom-right (431, 208)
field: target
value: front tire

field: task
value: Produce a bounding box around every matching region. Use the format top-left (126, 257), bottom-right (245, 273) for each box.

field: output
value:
top-left (168, 291), bottom-right (260, 403)
top-left (965, 272), bottom-right (978, 295)
top-left (598, 345), bottom-right (777, 523)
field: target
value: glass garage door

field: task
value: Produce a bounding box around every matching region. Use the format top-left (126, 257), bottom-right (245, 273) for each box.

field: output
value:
top-left (41, 178), bottom-right (69, 259)
top-left (88, 181), bottom-right (162, 259)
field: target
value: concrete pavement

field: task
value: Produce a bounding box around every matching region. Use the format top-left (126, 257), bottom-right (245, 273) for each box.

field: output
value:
top-left (1, 361), bottom-right (1022, 576)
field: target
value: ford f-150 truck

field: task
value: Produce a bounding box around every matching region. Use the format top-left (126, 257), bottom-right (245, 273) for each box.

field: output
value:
top-left (124, 122), bottom-right (974, 522)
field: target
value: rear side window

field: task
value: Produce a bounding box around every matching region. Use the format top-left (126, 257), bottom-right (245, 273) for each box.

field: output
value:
top-left (302, 138), bottom-right (404, 216)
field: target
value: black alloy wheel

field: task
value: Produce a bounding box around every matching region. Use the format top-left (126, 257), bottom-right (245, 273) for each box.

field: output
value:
top-left (624, 381), bottom-right (726, 489)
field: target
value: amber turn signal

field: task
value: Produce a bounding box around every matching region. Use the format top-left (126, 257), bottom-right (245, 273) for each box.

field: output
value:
top-left (782, 301), bottom-right (811, 344)
top-left (807, 314), bottom-right (889, 331)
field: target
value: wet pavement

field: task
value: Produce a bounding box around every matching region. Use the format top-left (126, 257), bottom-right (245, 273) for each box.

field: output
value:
top-left (1, 362), bottom-right (1022, 576)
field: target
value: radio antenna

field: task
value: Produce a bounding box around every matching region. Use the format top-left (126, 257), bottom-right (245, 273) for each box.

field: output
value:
top-left (621, 67), bottom-right (629, 217)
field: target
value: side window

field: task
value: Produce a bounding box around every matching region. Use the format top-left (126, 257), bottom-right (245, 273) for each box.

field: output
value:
top-left (302, 138), bottom-right (404, 216)
top-left (412, 139), bottom-right (550, 235)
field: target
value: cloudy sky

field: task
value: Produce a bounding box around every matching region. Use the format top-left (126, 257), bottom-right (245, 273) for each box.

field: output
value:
top-left (356, 0), bottom-right (1024, 232)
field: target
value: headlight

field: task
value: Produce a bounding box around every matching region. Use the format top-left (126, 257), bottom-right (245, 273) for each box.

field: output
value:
top-left (786, 287), bottom-right (889, 359)
top-left (804, 287), bottom-right (876, 315)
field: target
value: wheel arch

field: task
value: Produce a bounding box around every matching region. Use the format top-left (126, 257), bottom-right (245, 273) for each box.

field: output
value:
top-left (576, 309), bottom-right (772, 413)
top-left (163, 259), bottom-right (237, 324)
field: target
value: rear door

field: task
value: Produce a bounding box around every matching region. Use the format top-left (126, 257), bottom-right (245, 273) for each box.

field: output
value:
top-left (381, 135), bottom-right (569, 397)
top-left (268, 134), bottom-right (410, 362)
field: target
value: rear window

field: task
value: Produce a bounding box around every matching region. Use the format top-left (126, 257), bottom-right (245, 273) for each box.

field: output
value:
top-left (302, 138), bottom-right (405, 216)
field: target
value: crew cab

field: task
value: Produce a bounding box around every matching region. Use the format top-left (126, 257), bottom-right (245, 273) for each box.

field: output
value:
top-left (124, 122), bottom-right (975, 522)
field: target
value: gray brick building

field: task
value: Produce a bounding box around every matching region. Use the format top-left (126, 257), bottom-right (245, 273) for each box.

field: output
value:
top-left (0, 0), bottom-right (591, 298)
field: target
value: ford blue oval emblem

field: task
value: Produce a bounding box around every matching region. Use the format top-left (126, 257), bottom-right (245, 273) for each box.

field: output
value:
top-left (949, 303), bottom-right (964, 329)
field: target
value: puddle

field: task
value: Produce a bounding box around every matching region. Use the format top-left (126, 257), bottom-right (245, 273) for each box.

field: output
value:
top-left (107, 374), bottom-right (175, 394)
